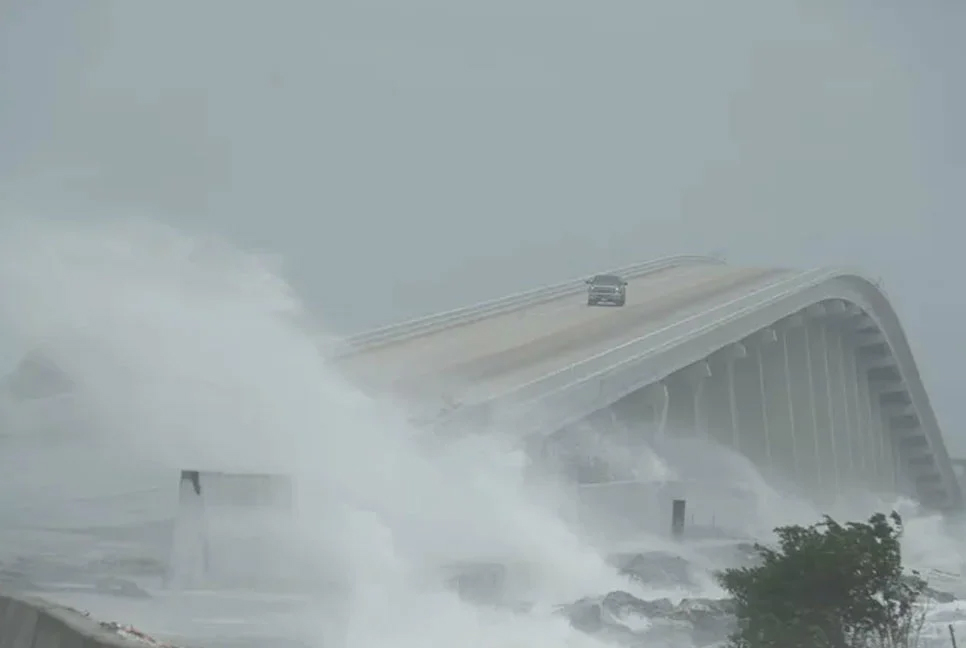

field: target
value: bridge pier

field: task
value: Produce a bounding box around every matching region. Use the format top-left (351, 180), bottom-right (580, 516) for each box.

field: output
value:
top-left (870, 377), bottom-right (908, 496)
top-left (853, 323), bottom-right (902, 495)
top-left (803, 304), bottom-right (841, 502)
top-left (663, 361), bottom-right (711, 438)
top-left (758, 326), bottom-right (796, 485)
top-left (824, 303), bottom-right (858, 494)
top-left (852, 342), bottom-right (881, 488)
top-left (732, 335), bottom-right (770, 474)
top-left (644, 382), bottom-right (670, 443)
top-left (704, 343), bottom-right (747, 452)
top-left (839, 306), bottom-right (872, 487)
top-left (777, 313), bottom-right (821, 490)
top-left (781, 314), bottom-right (822, 495)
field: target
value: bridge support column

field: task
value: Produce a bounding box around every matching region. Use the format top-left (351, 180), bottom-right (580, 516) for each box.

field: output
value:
top-left (609, 388), bottom-right (658, 446)
top-left (853, 350), bottom-right (880, 488)
top-left (663, 361), bottom-right (712, 438)
top-left (644, 382), bottom-right (670, 444)
top-left (886, 403), bottom-right (922, 492)
top-left (852, 320), bottom-right (901, 496)
top-left (738, 329), bottom-right (779, 477)
top-left (849, 318), bottom-right (890, 493)
top-left (759, 325), bottom-right (796, 485)
top-left (782, 314), bottom-right (821, 494)
top-left (691, 362), bottom-right (713, 439)
top-left (824, 302), bottom-right (857, 494)
top-left (839, 307), bottom-right (872, 487)
top-left (877, 380), bottom-right (913, 496)
top-left (867, 377), bottom-right (901, 495)
top-left (704, 343), bottom-right (747, 452)
top-left (805, 304), bottom-right (840, 502)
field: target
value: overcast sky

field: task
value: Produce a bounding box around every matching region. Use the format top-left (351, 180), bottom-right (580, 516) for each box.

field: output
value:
top-left (1, 1), bottom-right (963, 448)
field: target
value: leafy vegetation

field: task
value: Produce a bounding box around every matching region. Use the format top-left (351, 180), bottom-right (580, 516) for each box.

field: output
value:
top-left (717, 512), bottom-right (927, 648)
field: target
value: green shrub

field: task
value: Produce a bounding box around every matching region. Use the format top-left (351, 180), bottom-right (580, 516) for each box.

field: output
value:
top-left (717, 512), bottom-right (927, 648)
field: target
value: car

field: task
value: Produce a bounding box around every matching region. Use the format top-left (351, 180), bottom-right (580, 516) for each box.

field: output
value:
top-left (585, 274), bottom-right (627, 306)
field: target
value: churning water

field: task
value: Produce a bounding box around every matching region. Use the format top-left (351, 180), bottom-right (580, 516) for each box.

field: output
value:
top-left (0, 217), bottom-right (964, 648)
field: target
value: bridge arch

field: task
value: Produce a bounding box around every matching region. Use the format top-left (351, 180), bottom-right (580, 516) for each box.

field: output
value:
top-left (444, 270), bottom-right (961, 512)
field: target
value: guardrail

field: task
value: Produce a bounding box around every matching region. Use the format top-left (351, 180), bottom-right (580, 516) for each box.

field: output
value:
top-left (331, 254), bottom-right (725, 355)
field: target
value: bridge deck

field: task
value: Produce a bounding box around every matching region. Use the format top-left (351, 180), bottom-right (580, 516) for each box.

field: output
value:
top-left (335, 264), bottom-right (789, 405)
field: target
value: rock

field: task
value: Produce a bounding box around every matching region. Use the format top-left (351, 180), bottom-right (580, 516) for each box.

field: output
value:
top-left (602, 591), bottom-right (674, 618)
top-left (663, 597), bottom-right (736, 645)
top-left (611, 551), bottom-right (694, 588)
top-left (558, 597), bottom-right (605, 633)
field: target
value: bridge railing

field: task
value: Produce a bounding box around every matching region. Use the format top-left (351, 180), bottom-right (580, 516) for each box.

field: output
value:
top-left (427, 264), bottom-right (963, 511)
top-left (443, 268), bottom-right (835, 434)
top-left (331, 254), bottom-right (725, 355)
top-left (494, 270), bottom-right (827, 409)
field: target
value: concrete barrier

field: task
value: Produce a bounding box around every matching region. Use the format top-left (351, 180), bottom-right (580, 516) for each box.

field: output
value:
top-left (0, 591), bottom-right (164, 648)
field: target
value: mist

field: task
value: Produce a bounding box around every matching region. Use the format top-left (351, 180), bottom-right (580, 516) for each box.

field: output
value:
top-left (0, 217), bottom-right (648, 645)
top-left (1, 2), bottom-right (965, 644)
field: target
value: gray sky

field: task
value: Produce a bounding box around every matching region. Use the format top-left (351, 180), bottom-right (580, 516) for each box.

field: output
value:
top-left (1, 1), bottom-right (963, 448)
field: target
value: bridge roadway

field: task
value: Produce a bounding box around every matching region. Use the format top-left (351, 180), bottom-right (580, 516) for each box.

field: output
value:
top-left (333, 263), bottom-right (790, 406)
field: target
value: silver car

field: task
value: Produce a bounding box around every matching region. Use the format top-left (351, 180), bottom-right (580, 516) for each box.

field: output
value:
top-left (585, 274), bottom-right (627, 306)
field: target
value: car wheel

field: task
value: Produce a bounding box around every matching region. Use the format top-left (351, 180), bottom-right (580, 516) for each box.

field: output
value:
top-left (587, 299), bottom-right (596, 306)
top-left (617, 298), bottom-right (626, 306)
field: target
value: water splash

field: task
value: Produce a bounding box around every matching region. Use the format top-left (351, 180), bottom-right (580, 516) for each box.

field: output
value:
top-left (0, 217), bottom-right (627, 647)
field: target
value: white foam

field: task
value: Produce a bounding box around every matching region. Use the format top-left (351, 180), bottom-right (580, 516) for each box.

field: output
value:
top-left (0, 217), bottom-right (627, 647)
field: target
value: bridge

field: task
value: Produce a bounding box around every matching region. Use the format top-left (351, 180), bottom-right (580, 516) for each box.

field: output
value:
top-left (329, 255), bottom-right (964, 516)
top-left (1, 253), bottom-right (962, 648)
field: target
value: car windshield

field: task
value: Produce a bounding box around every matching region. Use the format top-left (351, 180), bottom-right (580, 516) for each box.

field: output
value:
top-left (591, 275), bottom-right (623, 285)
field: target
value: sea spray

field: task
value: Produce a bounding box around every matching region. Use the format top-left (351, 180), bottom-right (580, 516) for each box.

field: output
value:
top-left (0, 217), bottom-right (626, 647)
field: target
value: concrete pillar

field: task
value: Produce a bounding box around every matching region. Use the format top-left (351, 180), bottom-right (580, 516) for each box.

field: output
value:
top-left (664, 361), bottom-right (712, 438)
top-left (886, 404), bottom-right (920, 491)
top-left (704, 344), bottom-right (746, 451)
top-left (825, 322), bottom-right (856, 491)
top-left (609, 388), bottom-right (658, 446)
top-left (671, 499), bottom-right (686, 540)
top-left (850, 324), bottom-right (898, 496)
top-left (763, 324), bottom-right (797, 485)
top-left (848, 321), bottom-right (889, 493)
top-left (806, 305), bottom-right (839, 500)
top-left (869, 383), bottom-right (898, 494)
top-left (784, 314), bottom-right (822, 495)
top-left (858, 369), bottom-right (886, 492)
top-left (882, 405), bottom-right (901, 495)
top-left (727, 358), bottom-right (741, 450)
top-left (743, 329), bottom-right (780, 477)
top-left (645, 382), bottom-right (670, 444)
top-left (703, 356), bottom-right (730, 449)
top-left (691, 362), bottom-right (712, 440)
top-left (732, 338), bottom-right (769, 471)
top-left (850, 350), bottom-right (877, 486)
top-left (841, 335), bottom-right (867, 485)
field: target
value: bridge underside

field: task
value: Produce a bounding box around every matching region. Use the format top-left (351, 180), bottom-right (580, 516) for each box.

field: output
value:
top-left (536, 299), bottom-right (953, 528)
